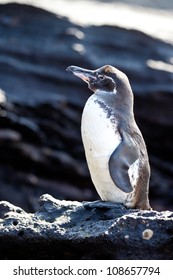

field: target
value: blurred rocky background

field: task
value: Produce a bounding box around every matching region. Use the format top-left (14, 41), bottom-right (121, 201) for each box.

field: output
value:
top-left (0, 1), bottom-right (173, 212)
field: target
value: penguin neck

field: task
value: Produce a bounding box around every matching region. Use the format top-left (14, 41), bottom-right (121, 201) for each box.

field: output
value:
top-left (94, 87), bottom-right (134, 118)
top-left (117, 86), bottom-right (134, 116)
top-left (117, 77), bottom-right (134, 114)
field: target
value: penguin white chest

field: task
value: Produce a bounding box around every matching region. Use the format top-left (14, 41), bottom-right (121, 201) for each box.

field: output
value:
top-left (81, 94), bottom-right (121, 158)
top-left (81, 94), bottom-right (128, 203)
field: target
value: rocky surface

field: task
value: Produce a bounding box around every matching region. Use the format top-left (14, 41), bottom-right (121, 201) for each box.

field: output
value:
top-left (0, 3), bottom-right (173, 212)
top-left (0, 194), bottom-right (173, 260)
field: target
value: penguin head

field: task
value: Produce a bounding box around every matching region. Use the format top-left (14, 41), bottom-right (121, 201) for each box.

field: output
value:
top-left (67, 65), bottom-right (127, 93)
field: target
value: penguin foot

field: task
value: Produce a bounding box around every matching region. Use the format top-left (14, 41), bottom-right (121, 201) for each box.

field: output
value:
top-left (83, 200), bottom-right (125, 210)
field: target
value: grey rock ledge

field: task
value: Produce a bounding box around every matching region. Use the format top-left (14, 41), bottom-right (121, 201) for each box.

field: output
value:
top-left (0, 194), bottom-right (173, 259)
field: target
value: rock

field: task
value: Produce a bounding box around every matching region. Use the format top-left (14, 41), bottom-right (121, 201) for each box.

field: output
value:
top-left (0, 194), bottom-right (173, 260)
top-left (0, 129), bottom-right (21, 142)
top-left (0, 200), bottom-right (24, 219)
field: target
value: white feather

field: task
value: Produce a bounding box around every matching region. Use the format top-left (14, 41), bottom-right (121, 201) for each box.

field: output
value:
top-left (81, 93), bottom-right (129, 203)
top-left (128, 158), bottom-right (140, 187)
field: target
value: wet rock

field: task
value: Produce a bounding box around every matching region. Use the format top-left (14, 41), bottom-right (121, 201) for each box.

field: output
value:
top-left (0, 194), bottom-right (173, 260)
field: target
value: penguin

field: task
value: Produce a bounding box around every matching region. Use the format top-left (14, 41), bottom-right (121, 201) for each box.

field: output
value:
top-left (66, 65), bottom-right (151, 210)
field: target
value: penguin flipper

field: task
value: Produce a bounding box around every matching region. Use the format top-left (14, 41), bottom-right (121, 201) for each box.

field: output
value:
top-left (108, 134), bottom-right (140, 193)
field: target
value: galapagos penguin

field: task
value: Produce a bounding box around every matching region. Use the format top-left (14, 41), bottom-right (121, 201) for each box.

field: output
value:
top-left (67, 65), bottom-right (151, 210)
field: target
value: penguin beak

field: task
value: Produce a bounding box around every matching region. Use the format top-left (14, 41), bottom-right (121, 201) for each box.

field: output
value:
top-left (66, 65), bottom-right (97, 83)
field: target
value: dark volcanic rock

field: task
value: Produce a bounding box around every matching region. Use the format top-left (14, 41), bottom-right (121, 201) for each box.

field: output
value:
top-left (0, 3), bottom-right (173, 212)
top-left (0, 194), bottom-right (173, 260)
